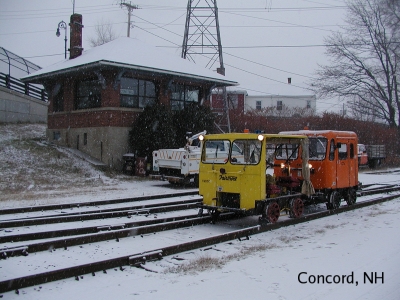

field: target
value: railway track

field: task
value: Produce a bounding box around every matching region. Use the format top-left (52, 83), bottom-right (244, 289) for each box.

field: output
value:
top-left (1, 185), bottom-right (399, 293)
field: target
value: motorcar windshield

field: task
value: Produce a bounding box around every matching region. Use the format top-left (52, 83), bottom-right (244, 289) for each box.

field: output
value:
top-left (201, 140), bottom-right (229, 164)
top-left (230, 139), bottom-right (262, 165)
top-left (309, 137), bottom-right (327, 160)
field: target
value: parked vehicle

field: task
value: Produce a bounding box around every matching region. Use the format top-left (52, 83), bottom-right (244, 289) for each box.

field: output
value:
top-left (357, 144), bottom-right (368, 166)
top-left (357, 144), bottom-right (386, 168)
top-left (152, 131), bottom-right (207, 186)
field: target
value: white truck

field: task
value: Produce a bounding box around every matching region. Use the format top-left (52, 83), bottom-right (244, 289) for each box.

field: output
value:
top-left (152, 131), bottom-right (238, 186)
top-left (152, 131), bottom-right (206, 186)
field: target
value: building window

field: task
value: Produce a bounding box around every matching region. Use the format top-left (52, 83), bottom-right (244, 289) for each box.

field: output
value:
top-left (170, 83), bottom-right (199, 110)
top-left (84, 133), bottom-right (87, 145)
top-left (53, 131), bottom-right (61, 141)
top-left (256, 100), bottom-right (261, 110)
top-left (53, 85), bottom-right (64, 112)
top-left (277, 100), bottom-right (283, 111)
top-left (76, 79), bottom-right (101, 110)
top-left (120, 77), bottom-right (156, 109)
top-left (228, 94), bottom-right (238, 109)
top-left (307, 100), bottom-right (311, 109)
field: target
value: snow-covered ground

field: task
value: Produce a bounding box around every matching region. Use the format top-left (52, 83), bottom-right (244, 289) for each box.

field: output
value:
top-left (1, 124), bottom-right (400, 299)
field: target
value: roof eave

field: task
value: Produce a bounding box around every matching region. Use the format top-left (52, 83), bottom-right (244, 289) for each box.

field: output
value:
top-left (21, 60), bottom-right (239, 87)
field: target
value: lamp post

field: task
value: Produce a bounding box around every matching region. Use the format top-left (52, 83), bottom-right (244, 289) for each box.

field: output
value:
top-left (56, 21), bottom-right (67, 59)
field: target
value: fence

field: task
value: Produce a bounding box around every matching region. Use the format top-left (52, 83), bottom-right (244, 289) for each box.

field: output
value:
top-left (0, 72), bottom-right (47, 102)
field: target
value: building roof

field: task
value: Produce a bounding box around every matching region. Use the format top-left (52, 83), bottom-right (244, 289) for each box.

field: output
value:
top-left (21, 37), bottom-right (238, 86)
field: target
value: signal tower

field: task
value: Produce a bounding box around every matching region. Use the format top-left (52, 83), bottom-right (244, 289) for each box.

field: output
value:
top-left (182, 0), bottom-right (230, 133)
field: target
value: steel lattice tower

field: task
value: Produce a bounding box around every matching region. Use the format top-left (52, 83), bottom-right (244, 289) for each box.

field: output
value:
top-left (182, 0), bottom-right (230, 133)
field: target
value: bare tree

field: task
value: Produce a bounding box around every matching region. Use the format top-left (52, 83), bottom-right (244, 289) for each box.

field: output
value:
top-left (310, 0), bottom-right (400, 129)
top-left (88, 18), bottom-right (118, 47)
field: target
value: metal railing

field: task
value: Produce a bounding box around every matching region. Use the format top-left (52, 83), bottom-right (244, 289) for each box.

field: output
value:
top-left (0, 72), bottom-right (48, 102)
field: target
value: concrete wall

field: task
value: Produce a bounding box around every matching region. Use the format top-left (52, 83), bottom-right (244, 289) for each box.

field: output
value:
top-left (47, 126), bottom-right (132, 170)
top-left (0, 86), bottom-right (48, 123)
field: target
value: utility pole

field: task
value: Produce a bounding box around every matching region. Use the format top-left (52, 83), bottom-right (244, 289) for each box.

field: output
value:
top-left (182, 0), bottom-right (230, 133)
top-left (120, 1), bottom-right (138, 37)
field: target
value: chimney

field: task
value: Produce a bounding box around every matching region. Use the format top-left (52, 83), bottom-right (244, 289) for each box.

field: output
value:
top-left (69, 14), bottom-right (84, 59)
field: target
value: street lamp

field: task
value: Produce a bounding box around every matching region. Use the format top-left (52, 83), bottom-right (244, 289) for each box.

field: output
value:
top-left (56, 20), bottom-right (67, 59)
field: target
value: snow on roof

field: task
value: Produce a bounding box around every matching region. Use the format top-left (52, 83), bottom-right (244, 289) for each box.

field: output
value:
top-left (21, 37), bottom-right (238, 86)
top-left (279, 130), bottom-right (357, 137)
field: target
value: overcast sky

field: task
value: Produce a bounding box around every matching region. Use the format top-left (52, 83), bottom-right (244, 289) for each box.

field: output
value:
top-left (0, 0), bottom-right (348, 113)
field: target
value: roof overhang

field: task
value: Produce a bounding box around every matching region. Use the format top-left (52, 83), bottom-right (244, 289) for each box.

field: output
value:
top-left (21, 60), bottom-right (238, 87)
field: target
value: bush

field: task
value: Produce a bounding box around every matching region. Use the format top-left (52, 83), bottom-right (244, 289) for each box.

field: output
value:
top-left (129, 103), bottom-right (215, 159)
top-left (173, 103), bottom-right (215, 145)
top-left (129, 104), bottom-right (177, 159)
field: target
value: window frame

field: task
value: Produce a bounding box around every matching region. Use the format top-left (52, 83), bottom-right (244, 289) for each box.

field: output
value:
top-left (308, 137), bottom-right (328, 160)
top-left (53, 85), bottom-right (64, 112)
top-left (277, 100), bottom-right (283, 111)
top-left (75, 79), bottom-right (102, 110)
top-left (120, 77), bottom-right (156, 109)
top-left (230, 139), bottom-right (262, 165)
top-left (201, 140), bottom-right (230, 164)
top-left (170, 83), bottom-right (199, 110)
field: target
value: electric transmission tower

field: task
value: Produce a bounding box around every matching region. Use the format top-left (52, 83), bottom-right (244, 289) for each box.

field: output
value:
top-left (182, 0), bottom-right (230, 133)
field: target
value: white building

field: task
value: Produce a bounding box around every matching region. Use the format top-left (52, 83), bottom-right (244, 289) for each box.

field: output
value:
top-left (245, 94), bottom-right (316, 113)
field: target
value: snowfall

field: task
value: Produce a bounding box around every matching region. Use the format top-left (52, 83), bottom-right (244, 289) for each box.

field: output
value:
top-left (1, 124), bottom-right (400, 299)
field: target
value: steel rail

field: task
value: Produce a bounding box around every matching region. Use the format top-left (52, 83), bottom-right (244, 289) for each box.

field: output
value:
top-left (0, 191), bottom-right (199, 215)
top-left (358, 184), bottom-right (400, 196)
top-left (0, 215), bottom-right (217, 257)
top-left (1, 193), bottom-right (399, 293)
top-left (0, 213), bottom-right (202, 244)
top-left (0, 182), bottom-right (388, 216)
top-left (0, 200), bottom-right (201, 228)
top-left (0, 212), bottom-right (235, 257)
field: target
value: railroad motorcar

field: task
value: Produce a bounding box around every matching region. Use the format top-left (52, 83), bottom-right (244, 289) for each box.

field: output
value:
top-left (276, 130), bottom-right (359, 210)
top-left (198, 130), bottom-right (359, 223)
top-left (198, 132), bottom-right (314, 223)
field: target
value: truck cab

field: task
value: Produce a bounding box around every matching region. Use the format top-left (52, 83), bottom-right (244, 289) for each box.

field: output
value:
top-left (357, 144), bottom-right (368, 166)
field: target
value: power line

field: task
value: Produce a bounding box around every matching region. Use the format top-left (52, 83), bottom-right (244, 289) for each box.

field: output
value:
top-left (0, 22), bottom-right (127, 36)
top-left (1, 2), bottom-right (350, 109)
top-left (120, 11), bottom-right (323, 93)
top-left (0, 4), bottom-right (347, 15)
top-left (223, 52), bottom-right (314, 79)
top-left (24, 53), bottom-right (65, 59)
top-left (112, 29), bottom-right (346, 112)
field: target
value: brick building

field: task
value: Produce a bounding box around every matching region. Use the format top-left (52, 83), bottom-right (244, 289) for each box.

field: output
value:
top-left (21, 14), bottom-right (238, 170)
top-left (208, 89), bottom-right (247, 114)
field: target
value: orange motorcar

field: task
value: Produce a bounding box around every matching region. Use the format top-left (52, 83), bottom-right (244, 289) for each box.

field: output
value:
top-left (276, 129), bottom-right (358, 209)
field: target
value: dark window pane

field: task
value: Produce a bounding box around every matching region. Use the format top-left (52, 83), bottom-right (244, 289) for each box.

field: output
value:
top-left (76, 80), bottom-right (101, 110)
top-left (120, 77), bottom-right (155, 108)
top-left (53, 85), bottom-right (64, 112)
